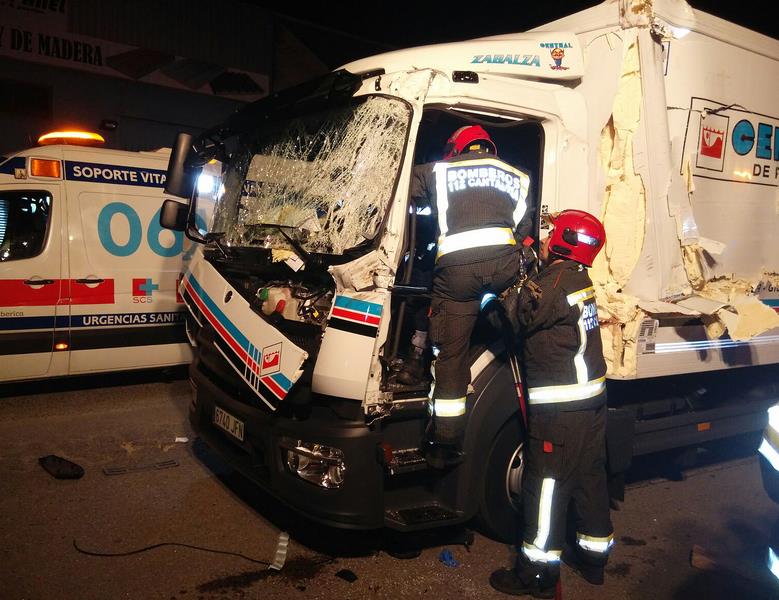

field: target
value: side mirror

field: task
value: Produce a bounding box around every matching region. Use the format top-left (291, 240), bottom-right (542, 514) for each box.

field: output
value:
top-left (164, 132), bottom-right (200, 199)
top-left (159, 199), bottom-right (188, 231)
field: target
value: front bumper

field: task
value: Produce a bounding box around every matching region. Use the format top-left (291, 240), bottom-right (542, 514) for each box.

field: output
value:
top-left (189, 356), bottom-right (384, 529)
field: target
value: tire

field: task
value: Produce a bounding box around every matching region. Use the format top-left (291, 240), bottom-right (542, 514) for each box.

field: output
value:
top-left (476, 416), bottom-right (525, 543)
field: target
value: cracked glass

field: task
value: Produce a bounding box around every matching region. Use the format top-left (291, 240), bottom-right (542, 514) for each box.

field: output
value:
top-left (212, 95), bottom-right (411, 255)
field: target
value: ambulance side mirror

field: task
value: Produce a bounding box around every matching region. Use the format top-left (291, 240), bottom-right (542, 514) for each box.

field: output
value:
top-left (164, 133), bottom-right (199, 199)
top-left (160, 199), bottom-right (188, 231)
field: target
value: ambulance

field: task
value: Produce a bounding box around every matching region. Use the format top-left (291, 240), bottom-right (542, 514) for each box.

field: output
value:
top-left (160, 0), bottom-right (779, 541)
top-left (0, 131), bottom-right (209, 383)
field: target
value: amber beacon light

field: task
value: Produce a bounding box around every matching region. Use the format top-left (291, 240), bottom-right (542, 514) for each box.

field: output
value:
top-left (37, 130), bottom-right (106, 146)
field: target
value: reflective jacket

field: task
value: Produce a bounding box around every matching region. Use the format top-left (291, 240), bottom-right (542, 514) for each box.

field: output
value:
top-left (410, 152), bottom-right (531, 268)
top-left (517, 260), bottom-right (607, 411)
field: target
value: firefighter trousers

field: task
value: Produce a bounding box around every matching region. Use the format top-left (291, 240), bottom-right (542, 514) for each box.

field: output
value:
top-left (428, 250), bottom-right (519, 445)
top-left (521, 401), bottom-right (614, 567)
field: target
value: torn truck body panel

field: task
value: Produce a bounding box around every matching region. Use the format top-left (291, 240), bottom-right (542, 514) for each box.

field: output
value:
top-left (530, 0), bottom-right (779, 378)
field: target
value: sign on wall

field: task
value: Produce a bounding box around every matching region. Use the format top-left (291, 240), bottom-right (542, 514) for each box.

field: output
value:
top-left (0, 1), bottom-right (268, 101)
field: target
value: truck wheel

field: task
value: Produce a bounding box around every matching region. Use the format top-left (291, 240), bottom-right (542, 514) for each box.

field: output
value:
top-left (476, 417), bottom-right (524, 543)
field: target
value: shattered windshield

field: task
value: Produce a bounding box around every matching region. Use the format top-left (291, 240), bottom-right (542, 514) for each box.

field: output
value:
top-left (211, 95), bottom-right (411, 255)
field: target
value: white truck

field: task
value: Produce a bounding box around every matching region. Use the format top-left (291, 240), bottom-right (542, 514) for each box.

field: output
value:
top-left (159, 0), bottom-right (779, 540)
top-left (0, 134), bottom-right (210, 383)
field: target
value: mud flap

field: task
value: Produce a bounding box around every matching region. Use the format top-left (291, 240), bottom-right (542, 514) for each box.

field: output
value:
top-left (606, 407), bottom-right (634, 473)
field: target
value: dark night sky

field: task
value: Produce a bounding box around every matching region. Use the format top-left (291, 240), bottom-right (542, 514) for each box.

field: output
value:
top-left (262, 1), bottom-right (777, 69)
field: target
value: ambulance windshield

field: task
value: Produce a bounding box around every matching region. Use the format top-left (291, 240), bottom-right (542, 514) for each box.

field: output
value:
top-left (211, 95), bottom-right (411, 255)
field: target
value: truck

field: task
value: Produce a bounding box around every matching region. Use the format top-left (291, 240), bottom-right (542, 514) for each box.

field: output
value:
top-left (0, 132), bottom-right (212, 383)
top-left (159, 0), bottom-right (779, 541)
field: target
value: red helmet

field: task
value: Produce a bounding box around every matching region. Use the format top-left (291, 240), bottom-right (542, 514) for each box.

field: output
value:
top-left (547, 209), bottom-right (606, 267)
top-left (443, 125), bottom-right (496, 159)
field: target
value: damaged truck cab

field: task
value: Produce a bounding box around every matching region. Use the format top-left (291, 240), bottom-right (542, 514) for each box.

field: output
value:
top-left (162, 0), bottom-right (779, 540)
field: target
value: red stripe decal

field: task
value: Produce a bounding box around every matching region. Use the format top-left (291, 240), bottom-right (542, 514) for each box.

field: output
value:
top-left (0, 279), bottom-right (61, 307)
top-left (331, 306), bottom-right (380, 326)
top-left (183, 279), bottom-right (260, 375)
top-left (0, 279), bottom-right (116, 307)
top-left (69, 279), bottom-right (115, 305)
top-left (261, 376), bottom-right (287, 399)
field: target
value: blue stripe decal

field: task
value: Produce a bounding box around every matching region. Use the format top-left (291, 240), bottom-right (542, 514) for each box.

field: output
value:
top-left (0, 316), bottom-right (67, 330)
top-left (186, 274), bottom-right (250, 352)
top-left (762, 299), bottom-right (779, 307)
top-left (334, 296), bottom-right (383, 316)
top-left (64, 160), bottom-right (167, 188)
top-left (270, 372), bottom-right (292, 391)
top-left (0, 312), bottom-right (185, 331)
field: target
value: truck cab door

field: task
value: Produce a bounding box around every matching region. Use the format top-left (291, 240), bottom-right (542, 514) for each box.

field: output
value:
top-left (0, 185), bottom-right (66, 381)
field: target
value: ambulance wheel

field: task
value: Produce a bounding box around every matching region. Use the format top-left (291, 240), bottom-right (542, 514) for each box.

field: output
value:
top-left (476, 417), bottom-right (524, 543)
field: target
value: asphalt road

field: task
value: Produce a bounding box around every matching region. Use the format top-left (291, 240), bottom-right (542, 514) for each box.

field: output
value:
top-left (1, 371), bottom-right (777, 600)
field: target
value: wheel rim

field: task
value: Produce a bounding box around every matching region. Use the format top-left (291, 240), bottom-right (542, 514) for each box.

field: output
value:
top-left (504, 442), bottom-right (524, 512)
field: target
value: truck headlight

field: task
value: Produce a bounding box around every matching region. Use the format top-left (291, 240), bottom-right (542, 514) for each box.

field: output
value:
top-left (281, 437), bottom-right (345, 489)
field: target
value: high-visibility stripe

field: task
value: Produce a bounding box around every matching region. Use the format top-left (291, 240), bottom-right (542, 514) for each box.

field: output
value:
top-left (759, 437), bottom-right (779, 472)
top-left (433, 397), bottom-right (467, 417)
top-left (528, 377), bottom-right (606, 404)
top-left (573, 301), bottom-right (588, 384)
top-left (769, 405), bottom-right (779, 431)
top-left (436, 227), bottom-right (516, 260)
top-left (576, 532), bottom-right (615, 553)
top-left (567, 287), bottom-right (595, 306)
top-left (512, 174), bottom-right (530, 227)
top-left (768, 547), bottom-right (779, 582)
top-left (533, 478), bottom-right (556, 550)
top-left (566, 286), bottom-right (597, 386)
top-left (765, 424), bottom-right (779, 454)
top-left (522, 542), bottom-right (561, 564)
top-left (433, 163), bottom-right (450, 237)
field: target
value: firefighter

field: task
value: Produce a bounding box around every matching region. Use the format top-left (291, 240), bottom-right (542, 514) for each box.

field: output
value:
top-left (411, 125), bottom-right (531, 468)
top-left (490, 209), bottom-right (614, 597)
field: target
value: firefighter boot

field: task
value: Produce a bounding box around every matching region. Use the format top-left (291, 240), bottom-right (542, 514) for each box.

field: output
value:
top-left (422, 421), bottom-right (465, 469)
top-left (489, 553), bottom-right (559, 598)
top-left (562, 546), bottom-right (605, 585)
top-left (424, 443), bottom-right (465, 469)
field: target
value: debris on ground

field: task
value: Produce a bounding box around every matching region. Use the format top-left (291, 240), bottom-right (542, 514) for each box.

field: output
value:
top-left (268, 531), bottom-right (290, 571)
top-left (438, 548), bottom-right (459, 568)
top-left (38, 455), bottom-right (84, 480)
top-left (335, 568), bottom-right (358, 583)
top-left (174, 437), bottom-right (189, 443)
top-left (102, 459), bottom-right (179, 476)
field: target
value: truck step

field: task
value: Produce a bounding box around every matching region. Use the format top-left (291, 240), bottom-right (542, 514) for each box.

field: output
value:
top-left (385, 504), bottom-right (461, 528)
top-left (388, 448), bottom-right (428, 474)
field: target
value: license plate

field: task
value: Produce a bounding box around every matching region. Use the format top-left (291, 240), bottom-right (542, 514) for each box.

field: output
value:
top-left (213, 406), bottom-right (244, 442)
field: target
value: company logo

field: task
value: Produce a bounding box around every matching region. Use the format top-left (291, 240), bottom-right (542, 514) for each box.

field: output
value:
top-left (687, 99), bottom-right (779, 186)
top-left (132, 278), bottom-right (158, 304)
top-left (549, 48), bottom-right (568, 71)
top-left (696, 113), bottom-right (729, 172)
top-left (175, 275), bottom-right (184, 303)
top-left (700, 126), bottom-right (725, 158)
top-left (471, 54), bottom-right (540, 67)
top-left (260, 342), bottom-right (282, 375)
